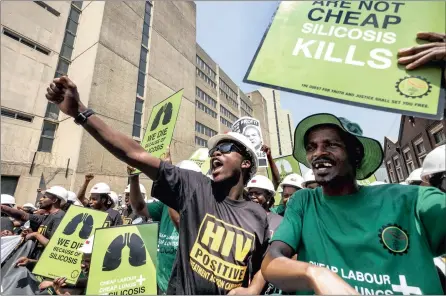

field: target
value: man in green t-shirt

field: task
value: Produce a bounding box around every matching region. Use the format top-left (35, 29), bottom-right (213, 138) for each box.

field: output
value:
top-left (262, 113), bottom-right (446, 295)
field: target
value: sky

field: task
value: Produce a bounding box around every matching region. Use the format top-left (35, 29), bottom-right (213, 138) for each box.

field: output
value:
top-left (195, 1), bottom-right (401, 145)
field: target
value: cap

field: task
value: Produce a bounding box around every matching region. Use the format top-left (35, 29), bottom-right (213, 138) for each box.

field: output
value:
top-left (45, 186), bottom-right (68, 203)
top-left (90, 183), bottom-right (110, 194)
top-left (281, 174), bottom-right (305, 189)
top-left (208, 132), bottom-right (258, 180)
top-left (246, 175), bottom-right (275, 195)
top-left (1, 194), bottom-right (16, 206)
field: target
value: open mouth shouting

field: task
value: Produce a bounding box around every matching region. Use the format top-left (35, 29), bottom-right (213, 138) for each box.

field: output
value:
top-left (312, 158), bottom-right (335, 174)
top-left (211, 158), bottom-right (224, 177)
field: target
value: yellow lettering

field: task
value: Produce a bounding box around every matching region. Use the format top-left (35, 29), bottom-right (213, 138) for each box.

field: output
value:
top-left (221, 231), bottom-right (235, 257)
top-left (201, 222), bottom-right (225, 252)
top-left (235, 234), bottom-right (252, 261)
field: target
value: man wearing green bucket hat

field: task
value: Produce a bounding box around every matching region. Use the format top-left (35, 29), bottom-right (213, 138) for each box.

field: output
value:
top-left (261, 113), bottom-right (446, 295)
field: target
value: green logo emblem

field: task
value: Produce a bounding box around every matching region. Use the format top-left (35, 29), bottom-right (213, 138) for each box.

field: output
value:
top-left (396, 76), bottom-right (431, 98)
top-left (379, 224), bottom-right (409, 255)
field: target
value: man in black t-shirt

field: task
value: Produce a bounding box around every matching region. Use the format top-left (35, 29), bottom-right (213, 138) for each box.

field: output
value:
top-left (1, 186), bottom-right (68, 261)
top-left (88, 182), bottom-right (122, 227)
top-left (44, 76), bottom-right (269, 295)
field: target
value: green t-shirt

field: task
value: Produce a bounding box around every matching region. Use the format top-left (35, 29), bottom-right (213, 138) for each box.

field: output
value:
top-left (270, 204), bottom-right (285, 216)
top-left (272, 185), bottom-right (446, 295)
top-left (147, 201), bottom-right (179, 293)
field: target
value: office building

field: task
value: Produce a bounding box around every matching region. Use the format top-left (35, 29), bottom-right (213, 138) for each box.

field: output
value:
top-left (383, 113), bottom-right (445, 183)
top-left (247, 88), bottom-right (294, 158)
top-left (1, 1), bottom-right (198, 204)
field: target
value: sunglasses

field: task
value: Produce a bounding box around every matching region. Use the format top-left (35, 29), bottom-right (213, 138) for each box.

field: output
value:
top-left (208, 142), bottom-right (246, 157)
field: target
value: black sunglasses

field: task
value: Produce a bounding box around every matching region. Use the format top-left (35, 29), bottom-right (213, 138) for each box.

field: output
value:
top-left (209, 142), bottom-right (245, 157)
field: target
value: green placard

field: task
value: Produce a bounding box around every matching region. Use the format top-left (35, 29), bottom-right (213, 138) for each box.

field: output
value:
top-left (189, 148), bottom-right (211, 175)
top-left (357, 174), bottom-right (377, 186)
top-left (267, 155), bottom-right (302, 181)
top-left (135, 89), bottom-right (183, 174)
top-left (245, 1), bottom-right (445, 119)
top-left (86, 223), bottom-right (158, 295)
top-left (32, 206), bottom-right (108, 284)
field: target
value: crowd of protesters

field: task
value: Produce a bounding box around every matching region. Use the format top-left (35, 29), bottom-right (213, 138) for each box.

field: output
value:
top-left (1, 32), bottom-right (446, 295)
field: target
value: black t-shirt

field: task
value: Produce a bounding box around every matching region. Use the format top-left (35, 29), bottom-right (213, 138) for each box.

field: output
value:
top-left (29, 210), bottom-right (65, 259)
top-left (263, 212), bottom-right (283, 295)
top-left (105, 208), bottom-right (123, 227)
top-left (266, 212), bottom-right (283, 241)
top-left (152, 161), bottom-right (269, 295)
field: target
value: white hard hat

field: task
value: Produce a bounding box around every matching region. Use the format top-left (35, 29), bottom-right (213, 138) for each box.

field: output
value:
top-left (421, 144), bottom-right (446, 182)
top-left (1, 194), bottom-right (16, 206)
top-left (246, 175), bottom-right (275, 195)
top-left (109, 191), bottom-right (119, 207)
top-left (78, 235), bottom-right (94, 254)
top-left (399, 181), bottom-right (408, 185)
top-left (281, 174), bottom-right (305, 189)
top-left (302, 170), bottom-right (316, 187)
top-left (207, 132), bottom-right (258, 180)
top-left (370, 181), bottom-right (387, 186)
top-left (22, 203), bottom-right (36, 210)
top-left (90, 183), bottom-right (110, 194)
top-left (176, 160), bottom-right (201, 173)
top-left (67, 191), bottom-right (82, 206)
top-left (406, 168), bottom-right (423, 184)
top-left (124, 184), bottom-right (147, 195)
top-left (45, 186), bottom-right (68, 203)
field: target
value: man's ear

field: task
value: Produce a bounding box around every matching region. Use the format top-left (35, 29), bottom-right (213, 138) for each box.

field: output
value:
top-left (241, 159), bottom-right (251, 170)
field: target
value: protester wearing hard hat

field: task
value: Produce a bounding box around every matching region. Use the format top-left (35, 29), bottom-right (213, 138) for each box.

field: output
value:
top-left (262, 113), bottom-right (446, 295)
top-left (88, 182), bottom-right (122, 227)
top-left (122, 181), bottom-right (148, 225)
top-left (302, 169), bottom-right (319, 189)
top-left (67, 191), bottom-right (83, 207)
top-left (1, 194), bottom-right (16, 208)
top-left (421, 144), bottom-right (446, 192)
top-left (3, 186), bottom-right (68, 262)
top-left (47, 75), bottom-right (276, 295)
top-left (406, 168), bottom-right (423, 186)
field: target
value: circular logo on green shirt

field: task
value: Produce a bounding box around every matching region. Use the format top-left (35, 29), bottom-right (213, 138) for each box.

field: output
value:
top-left (395, 76), bottom-right (431, 99)
top-left (379, 224), bottom-right (409, 255)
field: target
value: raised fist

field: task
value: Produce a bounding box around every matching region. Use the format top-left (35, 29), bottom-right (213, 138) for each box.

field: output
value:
top-left (45, 76), bottom-right (86, 118)
top-left (85, 173), bottom-right (94, 181)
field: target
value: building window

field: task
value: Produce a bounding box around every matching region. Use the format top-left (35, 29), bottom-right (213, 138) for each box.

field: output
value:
top-left (219, 79), bottom-right (238, 108)
top-left (35, 1), bottom-right (61, 16)
top-left (387, 161), bottom-right (396, 183)
top-left (196, 87), bottom-right (217, 109)
top-left (1, 176), bottom-right (19, 196)
top-left (1, 108), bottom-right (33, 122)
top-left (196, 56), bottom-right (216, 81)
top-left (132, 98), bottom-right (144, 138)
top-left (429, 123), bottom-right (446, 146)
top-left (240, 99), bottom-right (253, 116)
top-left (402, 147), bottom-right (415, 173)
top-left (195, 136), bottom-right (207, 147)
top-left (220, 116), bottom-right (233, 128)
top-left (195, 122), bottom-right (217, 137)
top-left (393, 155), bottom-right (404, 181)
top-left (196, 68), bottom-right (216, 89)
top-left (220, 106), bottom-right (238, 122)
top-left (2, 27), bottom-right (51, 55)
top-left (196, 100), bottom-right (217, 118)
top-left (37, 120), bottom-right (57, 152)
top-left (413, 137), bottom-right (427, 165)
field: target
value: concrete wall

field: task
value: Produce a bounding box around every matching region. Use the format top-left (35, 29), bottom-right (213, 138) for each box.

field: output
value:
top-left (146, 1), bottom-right (197, 163)
top-left (1, 1), bottom-right (72, 204)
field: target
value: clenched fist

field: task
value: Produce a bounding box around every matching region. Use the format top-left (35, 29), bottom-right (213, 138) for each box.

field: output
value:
top-left (45, 76), bottom-right (86, 118)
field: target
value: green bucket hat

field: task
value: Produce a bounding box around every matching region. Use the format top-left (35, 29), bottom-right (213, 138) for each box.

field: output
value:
top-left (293, 113), bottom-right (384, 180)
